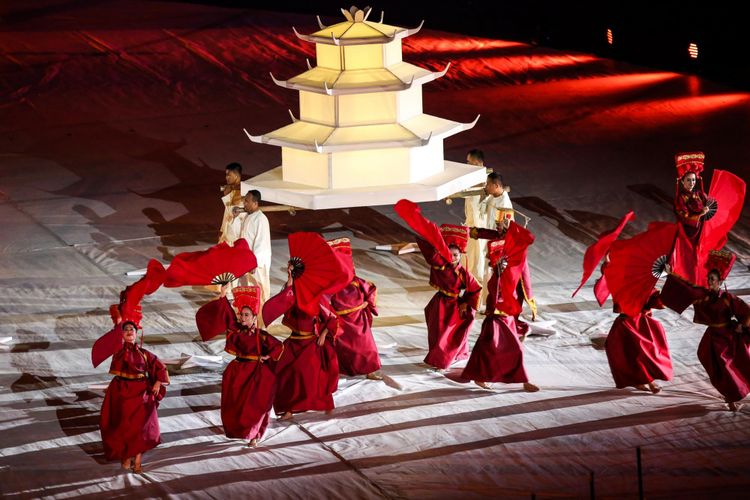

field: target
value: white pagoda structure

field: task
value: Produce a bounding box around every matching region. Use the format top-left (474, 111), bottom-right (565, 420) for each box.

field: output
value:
top-left (244, 6), bottom-right (485, 209)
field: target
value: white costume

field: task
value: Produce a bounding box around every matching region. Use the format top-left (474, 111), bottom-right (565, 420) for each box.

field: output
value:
top-left (238, 209), bottom-right (272, 322)
top-left (219, 181), bottom-right (251, 244)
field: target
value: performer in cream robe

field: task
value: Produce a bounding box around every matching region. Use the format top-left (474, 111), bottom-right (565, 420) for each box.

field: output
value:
top-left (463, 150), bottom-right (487, 283)
top-left (219, 162), bottom-right (250, 245)
top-left (237, 191), bottom-right (272, 323)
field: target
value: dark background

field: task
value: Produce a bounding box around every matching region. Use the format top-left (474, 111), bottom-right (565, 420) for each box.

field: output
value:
top-left (173, 1), bottom-right (746, 89)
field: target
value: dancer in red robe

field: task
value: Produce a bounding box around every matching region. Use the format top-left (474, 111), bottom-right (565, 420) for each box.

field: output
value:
top-left (100, 320), bottom-right (169, 473)
top-left (418, 224), bottom-right (481, 370)
top-left (669, 251), bottom-right (750, 411)
top-left (196, 285), bottom-right (283, 446)
top-left (462, 223), bottom-right (540, 391)
top-left (327, 238), bottom-right (382, 379)
top-left (263, 265), bottom-right (342, 420)
top-left (673, 152), bottom-right (709, 242)
top-left (605, 290), bottom-right (673, 393)
top-left (394, 201), bottom-right (481, 371)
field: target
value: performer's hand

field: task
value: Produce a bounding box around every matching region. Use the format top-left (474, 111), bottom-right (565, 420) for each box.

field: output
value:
top-left (151, 380), bottom-right (161, 396)
top-left (260, 355), bottom-right (270, 363)
top-left (317, 331), bottom-right (327, 346)
top-left (286, 265), bottom-right (294, 287)
top-left (232, 206), bottom-right (242, 218)
top-left (220, 283), bottom-right (230, 298)
top-left (701, 206), bottom-right (710, 216)
top-left (499, 257), bottom-right (508, 272)
top-left (458, 302), bottom-right (468, 318)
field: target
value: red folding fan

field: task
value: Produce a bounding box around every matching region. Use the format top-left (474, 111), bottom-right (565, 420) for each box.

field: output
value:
top-left (289, 232), bottom-right (354, 316)
top-left (394, 199), bottom-right (452, 262)
top-left (604, 221), bottom-right (677, 317)
top-left (698, 169), bottom-right (746, 265)
top-left (572, 211), bottom-right (635, 297)
top-left (164, 238), bottom-right (257, 287)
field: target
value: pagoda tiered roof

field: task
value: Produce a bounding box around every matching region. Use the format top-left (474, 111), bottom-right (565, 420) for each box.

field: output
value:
top-left (271, 62), bottom-right (450, 95)
top-left (244, 114), bottom-right (479, 153)
top-left (293, 16), bottom-right (423, 46)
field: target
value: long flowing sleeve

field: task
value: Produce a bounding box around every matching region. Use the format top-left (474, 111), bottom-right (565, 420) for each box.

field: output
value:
top-left (362, 279), bottom-right (378, 316)
top-left (729, 294), bottom-right (750, 327)
top-left (262, 286), bottom-right (295, 327)
top-left (145, 350), bottom-right (170, 385)
top-left (416, 237), bottom-right (449, 267)
top-left (469, 227), bottom-right (504, 241)
top-left (261, 330), bottom-right (285, 361)
top-left (195, 296), bottom-right (237, 341)
top-left (319, 301), bottom-right (341, 339)
top-left (460, 267), bottom-right (482, 311)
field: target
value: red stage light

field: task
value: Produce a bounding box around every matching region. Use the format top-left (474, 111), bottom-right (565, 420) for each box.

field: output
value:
top-left (607, 29), bottom-right (613, 46)
top-left (688, 42), bottom-right (699, 59)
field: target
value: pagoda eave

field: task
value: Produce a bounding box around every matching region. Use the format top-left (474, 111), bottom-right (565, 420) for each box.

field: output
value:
top-left (245, 160), bottom-right (486, 210)
top-left (271, 63), bottom-right (451, 96)
top-left (293, 20), bottom-right (424, 46)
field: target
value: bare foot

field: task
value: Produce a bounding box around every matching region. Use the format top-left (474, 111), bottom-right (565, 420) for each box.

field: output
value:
top-left (366, 372), bottom-right (383, 380)
top-left (474, 381), bottom-right (492, 390)
top-left (248, 438), bottom-right (259, 447)
top-left (648, 382), bottom-right (662, 394)
top-left (430, 367), bottom-right (446, 373)
top-left (121, 458), bottom-right (132, 471)
top-left (132, 453), bottom-right (143, 474)
top-left (634, 384), bottom-right (650, 392)
top-left (523, 382), bottom-right (540, 392)
top-left (279, 412), bottom-right (294, 421)
top-left (727, 401), bottom-right (741, 412)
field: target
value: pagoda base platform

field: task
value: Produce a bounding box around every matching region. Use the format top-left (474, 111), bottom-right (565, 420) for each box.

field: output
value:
top-left (245, 160), bottom-right (486, 210)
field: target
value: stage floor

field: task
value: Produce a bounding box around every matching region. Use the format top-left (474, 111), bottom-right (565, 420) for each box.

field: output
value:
top-left (1, 1), bottom-right (750, 498)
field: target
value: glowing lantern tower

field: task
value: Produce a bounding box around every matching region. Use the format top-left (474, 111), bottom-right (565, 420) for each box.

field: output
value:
top-left (244, 6), bottom-right (485, 209)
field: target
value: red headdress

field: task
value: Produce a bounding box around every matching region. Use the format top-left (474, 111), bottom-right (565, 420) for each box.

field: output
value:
top-left (675, 151), bottom-right (705, 179)
top-left (705, 249), bottom-right (735, 280)
top-left (440, 224), bottom-right (469, 253)
top-left (92, 259), bottom-right (166, 368)
top-left (233, 286), bottom-right (261, 315)
top-left (288, 232), bottom-right (354, 316)
top-left (327, 237), bottom-right (355, 275)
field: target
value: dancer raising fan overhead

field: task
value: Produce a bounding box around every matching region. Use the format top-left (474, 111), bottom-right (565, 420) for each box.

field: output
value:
top-left (395, 200), bottom-right (481, 372)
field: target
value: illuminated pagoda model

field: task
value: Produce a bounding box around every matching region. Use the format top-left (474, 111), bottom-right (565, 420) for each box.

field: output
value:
top-left (244, 6), bottom-right (485, 209)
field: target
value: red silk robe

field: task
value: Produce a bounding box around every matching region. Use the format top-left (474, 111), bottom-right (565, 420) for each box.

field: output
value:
top-left (674, 186), bottom-right (707, 241)
top-left (694, 291), bottom-right (750, 403)
top-left (605, 291), bottom-right (673, 388)
top-left (417, 237), bottom-right (481, 369)
top-left (330, 277), bottom-right (381, 376)
top-left (203, 297), bottom-right (284, 440)
top-left (462, 264), bottom-right (529, 383)
top-left (265, 286), bottom-right (341, 414)
top-left (100, 343), bottom-right (169, 460)
top-left (471, 227), bottom-right (535, 335)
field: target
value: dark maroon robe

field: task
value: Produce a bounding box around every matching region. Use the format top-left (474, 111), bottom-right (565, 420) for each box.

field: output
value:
top-left (417, 237), bottom-right (481, 369)
top-left (330, 277), bottom-right (381, 376)
top-left (100, 343), bottom-right (169, 460)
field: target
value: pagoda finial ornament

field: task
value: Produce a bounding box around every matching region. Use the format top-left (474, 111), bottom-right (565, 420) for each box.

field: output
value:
top-left (342, 6), bottom-right (373, 22)
top-left (244, 7), bottom-right (485, 209)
